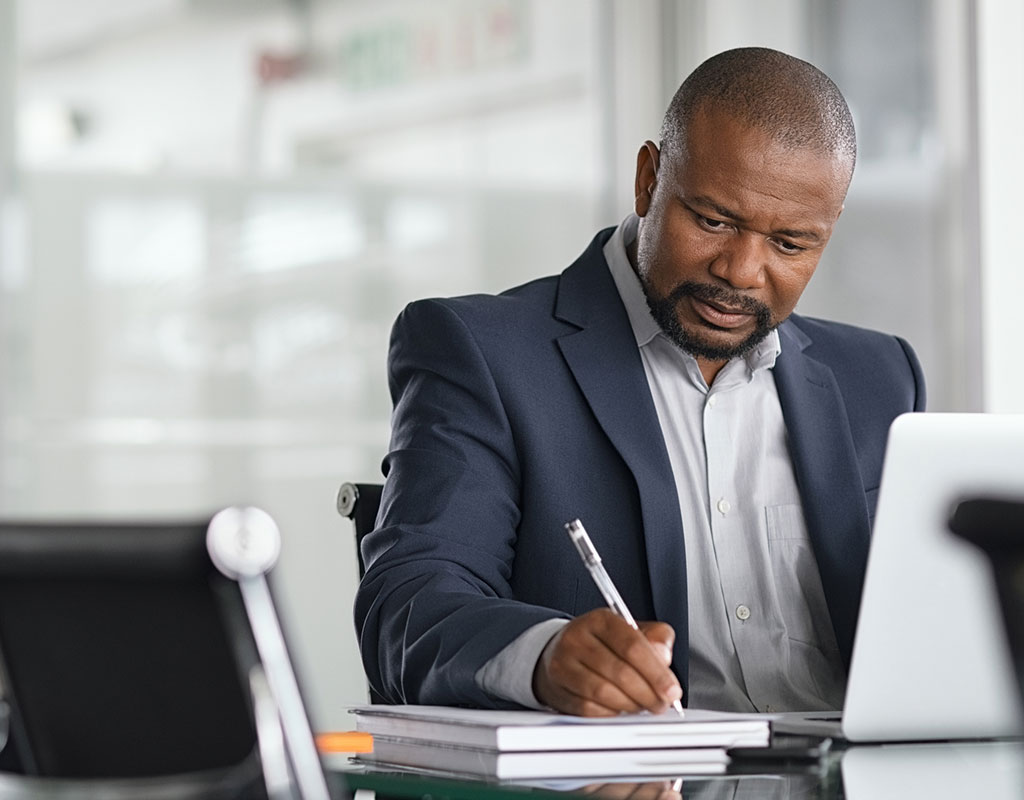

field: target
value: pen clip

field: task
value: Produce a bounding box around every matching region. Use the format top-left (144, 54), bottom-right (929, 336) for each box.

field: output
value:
top-left (565, 519), bottom-right (601, 567)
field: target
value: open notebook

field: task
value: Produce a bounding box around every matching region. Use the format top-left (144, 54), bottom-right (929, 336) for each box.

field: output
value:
top-left (781, 413), bottom-right (1024, 742)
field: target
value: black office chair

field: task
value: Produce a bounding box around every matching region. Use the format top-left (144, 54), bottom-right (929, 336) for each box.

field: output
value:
top-left (335, 482), bottom-right (383, 579)
top-left (0, 509), bottom-right (338, 799)
top-left (949, 496), bottom-right (1024, 711)
top-left (336, 483), bottom-right (387, 705)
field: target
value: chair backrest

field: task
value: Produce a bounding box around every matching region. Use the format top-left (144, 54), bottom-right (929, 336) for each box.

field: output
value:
top-left (336, 482), bottom-right (387, 705)
top-left (0, 510), bottom-right (339, 800)
top-left (335, 482), bottom-right (383, 579)
top-left (0, 518), bottom-right (259, 780)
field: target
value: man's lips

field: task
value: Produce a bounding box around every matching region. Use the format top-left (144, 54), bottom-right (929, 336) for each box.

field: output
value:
top-left (690, 297), bottom-right (754, 329)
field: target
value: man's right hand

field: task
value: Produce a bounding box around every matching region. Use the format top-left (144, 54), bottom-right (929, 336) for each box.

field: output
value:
top-left (531, 608), bottom-right (683, 716)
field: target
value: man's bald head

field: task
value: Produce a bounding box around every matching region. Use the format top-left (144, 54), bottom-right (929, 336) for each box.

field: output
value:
top-left (660, 47), bottom-right (856, 189)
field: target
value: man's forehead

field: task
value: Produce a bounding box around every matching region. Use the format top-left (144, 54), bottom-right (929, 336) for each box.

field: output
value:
top-left (671, 104), bottom-right (854, 183)
top-left (665, 114), bottom-right (852, 207)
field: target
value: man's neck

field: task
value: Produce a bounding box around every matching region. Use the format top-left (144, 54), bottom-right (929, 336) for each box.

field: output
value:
top-left (698, 358), bottom-right (727, 386)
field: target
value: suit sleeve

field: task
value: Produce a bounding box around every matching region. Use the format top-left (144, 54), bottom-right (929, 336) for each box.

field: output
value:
top-left (353, 299), bottom-right (569, 707)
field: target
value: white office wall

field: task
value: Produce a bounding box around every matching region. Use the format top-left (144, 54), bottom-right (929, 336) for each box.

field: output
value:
top-left (0, 0), bottom-right (13, 196)
top-left (978, 0), bottom-right (1024, 411)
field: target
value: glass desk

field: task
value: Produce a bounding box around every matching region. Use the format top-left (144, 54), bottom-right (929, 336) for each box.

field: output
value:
top-left (0, 740), bottom-right (1017, 799)
top-left (338, 739), bottom-right (1024, 800)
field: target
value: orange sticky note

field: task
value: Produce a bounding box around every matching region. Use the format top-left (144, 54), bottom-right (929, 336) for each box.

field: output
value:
top-left (315, 731), bottom-right (373, 754)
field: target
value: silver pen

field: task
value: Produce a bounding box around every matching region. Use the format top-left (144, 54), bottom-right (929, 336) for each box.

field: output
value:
top-left (565, 518), bottom-right (685, 717)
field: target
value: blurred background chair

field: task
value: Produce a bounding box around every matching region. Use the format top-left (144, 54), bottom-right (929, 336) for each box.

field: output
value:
top-left (949, 496), bottom-right (1024, 712)
top-left (0, 509), bottom-right (337, 799)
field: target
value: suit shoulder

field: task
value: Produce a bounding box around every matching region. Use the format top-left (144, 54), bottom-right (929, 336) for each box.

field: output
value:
top-left (786, 314), bottom-right (915, 356)
top-left (399, 274), bottom-right (561, 329)
top-left (785, 314), bottom-right (924, 405)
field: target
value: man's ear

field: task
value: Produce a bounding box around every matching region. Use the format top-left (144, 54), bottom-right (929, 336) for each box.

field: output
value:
top-left (634, 141), bottom-right (661, 217)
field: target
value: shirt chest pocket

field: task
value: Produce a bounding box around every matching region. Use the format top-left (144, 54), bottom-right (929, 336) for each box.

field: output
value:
top-left (765, 503), bottom-right (834, 648)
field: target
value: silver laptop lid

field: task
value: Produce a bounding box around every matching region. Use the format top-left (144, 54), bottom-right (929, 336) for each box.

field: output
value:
top-left (843, 412), bottom-right (1024, 742)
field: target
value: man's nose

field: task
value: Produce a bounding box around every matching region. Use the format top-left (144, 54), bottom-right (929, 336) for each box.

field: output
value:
top-left (708, 233), bottom-right (767, 290)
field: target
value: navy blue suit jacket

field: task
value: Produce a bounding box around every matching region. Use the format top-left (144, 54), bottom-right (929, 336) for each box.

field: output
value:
top-left (355, 228), bottom-right (926, 708)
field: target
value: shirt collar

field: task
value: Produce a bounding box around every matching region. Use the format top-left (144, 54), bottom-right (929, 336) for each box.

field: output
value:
top-left (602, 213), bottom-right (781, 375)
top-left (604, 214), bottom-right (662, 347)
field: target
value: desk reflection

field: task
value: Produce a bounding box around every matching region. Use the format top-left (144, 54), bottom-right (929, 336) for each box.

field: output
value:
top-left (346, 741), bottom-right (1024, 799)
top-left (569, 779), bottom-right (681, 799)
top-left (676, 775), bottom-right (820, 800)
top-left (523, 772), bottom-right (826, 800)
top-left (841, 741), bottom-right (1024, 800)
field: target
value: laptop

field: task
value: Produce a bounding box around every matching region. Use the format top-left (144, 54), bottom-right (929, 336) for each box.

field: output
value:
top-left (781, 413), bottom-right (1024, 742)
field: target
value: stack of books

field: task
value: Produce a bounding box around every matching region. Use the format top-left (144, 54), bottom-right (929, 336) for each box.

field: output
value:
top-left (350, 705), bottom-right (770, 781)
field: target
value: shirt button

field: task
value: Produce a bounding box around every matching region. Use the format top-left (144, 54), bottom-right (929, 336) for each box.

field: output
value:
top-left (736, 604), bottom-right (751, 621)
top-left (717, 498), bottom-right (731, 515)
top-left (707, 395), bottom-right (717, 409)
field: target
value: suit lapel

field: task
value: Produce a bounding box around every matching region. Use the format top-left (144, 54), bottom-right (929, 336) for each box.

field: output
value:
top-left (553, 232), bottom-right (690, 682)
top-left (773, 320), bottom-right (870, 667)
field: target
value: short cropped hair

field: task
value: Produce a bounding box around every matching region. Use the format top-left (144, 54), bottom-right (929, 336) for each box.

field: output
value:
top-left (661, 47), bottom-right (856, 178)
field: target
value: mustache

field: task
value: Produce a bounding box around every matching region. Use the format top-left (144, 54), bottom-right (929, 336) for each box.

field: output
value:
top-left (667, 281), bottom-right (772, 326)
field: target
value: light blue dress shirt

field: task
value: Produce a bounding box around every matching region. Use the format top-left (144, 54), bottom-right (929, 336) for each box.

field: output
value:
top-left (476, 216), bottom-right (846, 712)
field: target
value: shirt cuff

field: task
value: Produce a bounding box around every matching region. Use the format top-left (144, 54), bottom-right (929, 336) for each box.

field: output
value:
top-left (474, 618), bottom-right (570, 709)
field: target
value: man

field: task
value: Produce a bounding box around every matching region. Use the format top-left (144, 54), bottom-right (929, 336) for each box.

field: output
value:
top-left (355, 47), bottom-right (925, 716)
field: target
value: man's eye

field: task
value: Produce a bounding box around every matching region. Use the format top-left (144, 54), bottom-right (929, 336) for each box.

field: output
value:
top-left (772, 237), bottom-right (805, 254)
top-left (698, 215), bottom-right (727, 230)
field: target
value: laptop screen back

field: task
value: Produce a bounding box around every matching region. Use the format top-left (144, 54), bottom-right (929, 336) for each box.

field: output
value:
top-left (843, 413), bottom-right (1024, 742)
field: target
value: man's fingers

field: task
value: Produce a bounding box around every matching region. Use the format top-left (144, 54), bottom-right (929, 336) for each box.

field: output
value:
top-left (585, 633), bottom-right (675, 710)
top-left (590, 615), bottom-right (682, 705)
top-left (535, 665), bottom-right (622, 717)
top-left (533, 609), bottom-right (682, 715)
top-left (638, 620), bottom-right (676, 665)
top-left (560, 612), bottom-right (671, 710)
top-left (547, 645), bottom-right (651, 712)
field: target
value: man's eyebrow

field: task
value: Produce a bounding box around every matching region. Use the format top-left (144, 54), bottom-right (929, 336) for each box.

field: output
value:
top-left (689, 195), bottom-right (743, 222)
top-left (689, 195), bottom-right (824, 243)
top-left (773, 227), bottom-right (824, 243)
